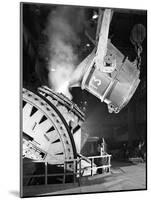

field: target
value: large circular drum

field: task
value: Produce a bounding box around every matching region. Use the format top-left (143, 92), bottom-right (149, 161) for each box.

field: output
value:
top-left (22, 86), bottom-right (85, 165)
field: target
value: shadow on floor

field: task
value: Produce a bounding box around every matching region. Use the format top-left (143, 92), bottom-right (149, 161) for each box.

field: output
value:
top-left (111, 160), bottom-right (136, 168)
top-left (9, 190), bottom-right (19, 197)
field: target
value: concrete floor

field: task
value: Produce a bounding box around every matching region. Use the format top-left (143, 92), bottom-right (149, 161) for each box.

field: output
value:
top-left (23, 161), bottom-right (146, 197)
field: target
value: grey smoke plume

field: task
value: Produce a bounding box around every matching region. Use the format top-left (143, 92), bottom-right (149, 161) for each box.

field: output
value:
top-left (44, 6), bottom-right (85, 99)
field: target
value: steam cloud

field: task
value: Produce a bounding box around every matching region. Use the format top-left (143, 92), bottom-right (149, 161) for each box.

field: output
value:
top-left (44, 6), bottom-right (85, 99)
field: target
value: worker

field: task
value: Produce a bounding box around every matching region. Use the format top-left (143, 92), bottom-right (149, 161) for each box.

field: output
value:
top-left (97, 137), bottom-right (108, 173)
top-left (138, 140), bottom-right (144, 161)
top-left (97, 137), bottom-right (106, 156)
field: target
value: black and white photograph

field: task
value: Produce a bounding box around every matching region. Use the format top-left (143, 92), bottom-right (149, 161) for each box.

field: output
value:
top-left (20, 2), bottom-right (147, 198)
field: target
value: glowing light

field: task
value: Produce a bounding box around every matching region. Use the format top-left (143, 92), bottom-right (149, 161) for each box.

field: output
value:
top-left (92, 11), bottom-right (98, 19)
top-left (50, 68), bottom-right (56, 72)
top-left (57, 80), bottom-right (72, 99)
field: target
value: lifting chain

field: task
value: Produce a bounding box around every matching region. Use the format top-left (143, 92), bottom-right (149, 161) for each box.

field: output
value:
top-left (134, 43), bottom-right (143, 70)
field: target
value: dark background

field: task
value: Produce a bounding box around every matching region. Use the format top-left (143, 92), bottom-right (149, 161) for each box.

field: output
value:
top-left (22, 3), bottom-right (147, 152)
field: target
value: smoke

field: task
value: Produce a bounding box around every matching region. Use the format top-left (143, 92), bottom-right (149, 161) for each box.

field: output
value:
top-left (44, 6), bottom-right (85, 99)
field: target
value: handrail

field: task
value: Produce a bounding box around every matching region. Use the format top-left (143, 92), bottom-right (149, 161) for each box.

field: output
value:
top-left (23, 154), bottom-right (111, 186)
top-left (88, 154), bottom-right (111, 159)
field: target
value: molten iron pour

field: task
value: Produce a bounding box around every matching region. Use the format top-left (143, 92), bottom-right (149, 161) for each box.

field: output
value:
top-left (22, 8), bottom-right (145, 185)
top-left (69, 9), bottom-right (142, 113)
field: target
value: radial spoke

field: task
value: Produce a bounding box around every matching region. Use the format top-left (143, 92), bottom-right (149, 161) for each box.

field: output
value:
top-left (23, 88), bottom-right (75, 165)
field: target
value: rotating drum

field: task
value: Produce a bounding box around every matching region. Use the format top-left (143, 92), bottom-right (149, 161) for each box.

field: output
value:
top-left (23, 86), bottom-right (85, 165)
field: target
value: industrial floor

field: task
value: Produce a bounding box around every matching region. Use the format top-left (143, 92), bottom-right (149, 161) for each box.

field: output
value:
top-left (23, 161), bottom-right (146, 197)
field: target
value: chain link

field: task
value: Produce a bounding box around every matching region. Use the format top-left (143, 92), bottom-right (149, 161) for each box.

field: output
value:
top-left (133, 42), bottom-right (143, 70)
